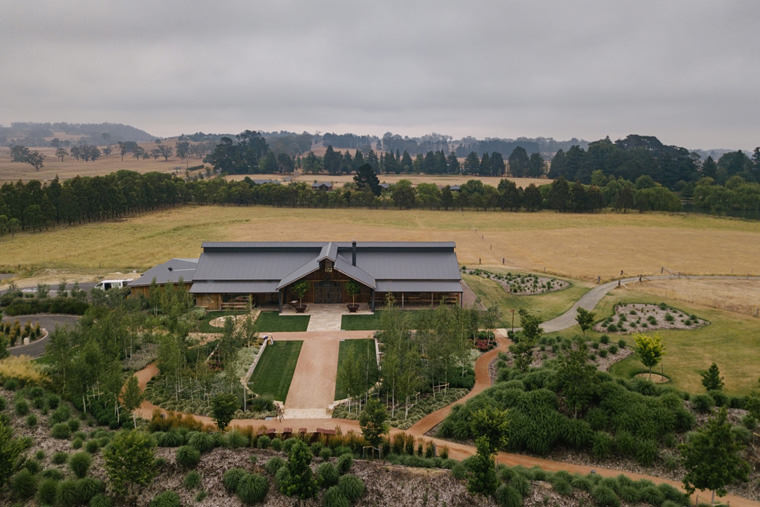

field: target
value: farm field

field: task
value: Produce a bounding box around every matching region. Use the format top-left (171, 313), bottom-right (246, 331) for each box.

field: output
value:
top-left (2, 205), bottom-right (760, 287)
top-left (225, 172), bottom-right (549, 189)
top-left (247, 340), bottom-right (302, 401)
top-left (554, 285), bottom-right (760, 394)
top-left (0, 143), bottom-right (204, 183)
top-left (635, 278), bottom-right (760, 317)
top-left (463, 272), bottom-right (592, 327)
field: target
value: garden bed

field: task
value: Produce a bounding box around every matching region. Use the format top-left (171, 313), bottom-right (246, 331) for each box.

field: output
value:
top-left (463, 268), bottom-right (570, 295)
top-left (595, 303), bottom-right (708, 334)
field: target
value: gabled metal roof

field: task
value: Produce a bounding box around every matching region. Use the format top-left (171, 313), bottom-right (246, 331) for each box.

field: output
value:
top-left (129, 258), bottom-right (198, 287)
top-left (186, 241), bottom-right (460, 294)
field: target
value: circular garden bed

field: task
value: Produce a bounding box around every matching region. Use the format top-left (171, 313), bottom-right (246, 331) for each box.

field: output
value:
top-left (595, 303), bottom-right (708, 334)
top-left (463, 268), bottom-right (570, 295)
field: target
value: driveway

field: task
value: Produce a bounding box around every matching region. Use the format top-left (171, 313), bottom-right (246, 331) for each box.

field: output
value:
top-left (6, 314), bottom-right (81, 357)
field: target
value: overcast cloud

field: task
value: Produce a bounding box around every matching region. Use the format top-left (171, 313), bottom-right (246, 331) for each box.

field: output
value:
top-left (0, 0), bottom-right (758, 149)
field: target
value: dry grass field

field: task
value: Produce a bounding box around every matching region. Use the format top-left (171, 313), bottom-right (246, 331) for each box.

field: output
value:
top-left (1, 206), bottom-right (760, 288)
top-left (0, 142), bottom-right (204, 183)
top-left (636, 278), bottom-right (760, 317)
top-left (225, 173), bottom-right (549, 188)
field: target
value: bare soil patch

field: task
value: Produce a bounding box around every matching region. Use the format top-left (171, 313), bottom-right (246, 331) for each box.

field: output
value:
top-left (208, 310), bottom-right (260, 331)
top-left (634, 372), bottom-right (670, 383)
top-left (595, 303), bottom-right (708, 334)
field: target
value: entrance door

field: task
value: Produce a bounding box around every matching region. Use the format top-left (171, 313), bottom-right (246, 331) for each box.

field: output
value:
top-left (315, 281), bottom-right (341, 303)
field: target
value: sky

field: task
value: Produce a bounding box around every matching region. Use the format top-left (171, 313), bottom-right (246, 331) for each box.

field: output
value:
top-left (1, 0), bottom-right (758, 150)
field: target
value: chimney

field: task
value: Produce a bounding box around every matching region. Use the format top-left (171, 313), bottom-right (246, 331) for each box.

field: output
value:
top-left (352, 241), bottom-right (357, 266)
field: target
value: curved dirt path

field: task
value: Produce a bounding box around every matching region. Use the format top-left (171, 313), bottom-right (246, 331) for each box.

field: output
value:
top-left (129, 274), bottom-right (760, 506)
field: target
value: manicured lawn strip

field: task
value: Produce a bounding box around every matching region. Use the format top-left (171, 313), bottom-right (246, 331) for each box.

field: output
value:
top-left (334, 339), bottom-right (379, 400)
top-left (254, 311), bottom-right (309, 332)
top-left (248, 341), bottom-right (303, 401)
top-left (340, 309), bottom-right (435, 330)
top-left (464, 273), bottom-right (591, 327)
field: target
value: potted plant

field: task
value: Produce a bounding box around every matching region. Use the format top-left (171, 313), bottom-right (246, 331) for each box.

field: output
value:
top-left (346, 280), bottom-right (361, 312)
top-left (292, 281), bottom-right (309, 313)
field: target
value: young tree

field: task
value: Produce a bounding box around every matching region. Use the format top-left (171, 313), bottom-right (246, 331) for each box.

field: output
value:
top-left (292, 281), bottom-right (309, 308)
top-left (552, 338), bottom-right (599, 418)
top-left (359, 398), bottom-right (388, 450)
top-left (122, 375), bottom-right (144, 428)
top-left (680, 408), bottom-right (750, 504)
top-left (470, 406), bottom-right (509, 452)
top-left (467, 436), bottom-right (499, 496)
top-left (280, 440), bottom-right (317, 499)
top-left (511, 309), bottom-right (542, 371)
top-left (104, 430), bottom-right (159, 500)
top-left (575, 308), bottom-right (595, 336)
top-left (701, 362), bottom-right (725, 391)
top-left (633, 333), bottom-right (665, 380)
top-left (0, 419), bottom-right (25, 487)
top-left (211, 393), bottom-right (239, 430)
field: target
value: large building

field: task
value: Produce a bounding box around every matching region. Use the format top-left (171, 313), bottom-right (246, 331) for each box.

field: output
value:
top-left (129, 241), bottom-right (463, 311)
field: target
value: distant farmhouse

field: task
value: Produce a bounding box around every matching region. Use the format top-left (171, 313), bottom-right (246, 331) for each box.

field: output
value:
top-left (129, 242), bottom-right (463, 311)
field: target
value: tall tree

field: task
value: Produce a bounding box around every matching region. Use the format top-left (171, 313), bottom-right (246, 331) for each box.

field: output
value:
top-left (680, 408), bottom-right (750, 504)
top-left (354, 163), bottom-right (381, 196)
top-left (211, 393), bottom-right (239, 430)
top-left (508, 146), bottom-right (530, 177)
top-left (359, 398), bottom-right (388, 449)
top-left (553, 338), bottom-right (598, 418)
top-left (528, 152), bottom-right (545, 177)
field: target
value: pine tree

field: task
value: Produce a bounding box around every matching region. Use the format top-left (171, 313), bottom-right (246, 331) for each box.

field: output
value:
top-left (701, 362), bottom-right (725, 391)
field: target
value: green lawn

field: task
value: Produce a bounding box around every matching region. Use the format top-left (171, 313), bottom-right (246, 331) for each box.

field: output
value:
top-left (248, 341), bottom-right (303, 401)
top-left (334, 339), bottom-right (379, 400)
top-left (255, 311), bottom-right (310, 332)
top-left (463, 272), bottom-right (591, 327)
top-left (569, 288), bottom-right (760, 395)
top-left (341, 309), bottom-right (434, 330)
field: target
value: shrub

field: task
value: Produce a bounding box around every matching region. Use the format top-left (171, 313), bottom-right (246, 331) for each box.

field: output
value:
top-left (69, 451), bottom-right (92, 478)
top-left (742, 414), bottom-right (757, 430)
top-left (223, 467), bottom-right (248, 493)
top-left (570, 476), bottom-right (592, 492)
top-left (591, 485), bottom-right (620, 507)
top-left (57, 479), bottom-right (81, 506)
top-left (274, 466), bottom-right (291, 488)
top-left (550, 477), bottom-right (573, 496)
top-left (592, 432), bottom-right (613, 460)
top-left (85, 439), bottom-right (100, 453)
top-left (323, 485), bottom-right (350, 507)
top-left (37, 477), bottom-right (59, 505)
top-left (320, 447), bottom-right (333, 461)
top-left (451, 462), bottom-right (467, 480)
top-left (639, 485), bottom-right (665, 505)
top-left (188, 432), bottom-right (215, 453)
top-left (4, 378), bottom-right (20, 390)
top-left (75, 477), bottom-right (103, 504)
top-left (494, 484), bottom-right (522, 507)
top-left (691, 394), bottom-right (714, 413)
top-left (52, 451), bottom-right (68, 464)
top-left (223, 430), bottom-right (248, 449)
top-left (256, 435), bottom-right (271, 449)
top-left (51, 422), bottom-right (71, 439)
top-left (236, 473), bottom-right (269, 505)
top-left (157, 431), bottom-right (185, 447)
top-left (337, 474), bottom-right (365, 503)
top-left (46, 393), bottom-right (60, 409)
top-left (149, 490), bottom-right (181, 507)
top-left (89, 494), bottom-right (113, 507)
top-left (608, 345), bottom-right (618, 354)
top-left (317, 462), bottom-right (339, 488)
top-left (265, 457), bottom-right (286, 475)
top-left (50, 405), bottom-right (71, 424)
top-left (635, 439), bottom-right (658, 466)
top-left (336, 453), bottom-right (353, 474)
top-left (73, 437), bottom-right (83, 449)
top-left (10, 469), bottom-right (38, 500)
top-left (26, 414), bottom-right (37, 427)
top-left (184, 470), bottom-right (201, 490)
top-left (271, 437), bottom-right (282, 451)
top-left (68, 418), bottom-right (80, 432)
top-left (176, 445), bottom-right (201, 469)
top-left (15, 399), bottom-right (30, 416)
top-left (709, 390), bottom-right (728, 407)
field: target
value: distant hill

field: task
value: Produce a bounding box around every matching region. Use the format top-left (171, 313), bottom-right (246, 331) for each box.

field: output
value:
top-left (0, 122), bottom-right (155, 146)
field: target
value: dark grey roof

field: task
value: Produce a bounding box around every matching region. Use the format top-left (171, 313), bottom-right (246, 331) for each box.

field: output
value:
top-left (129, 258), bottom-right (198, 287)
top-left (186, 241), bottom-right (460, 294)
top-left (375, 280), bottom-right (463, 293)
top-left (189, 281), bottom-right (278, 294)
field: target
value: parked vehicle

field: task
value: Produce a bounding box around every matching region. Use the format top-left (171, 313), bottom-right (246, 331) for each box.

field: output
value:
top-left (94, 279), bottom-right (133, 291)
